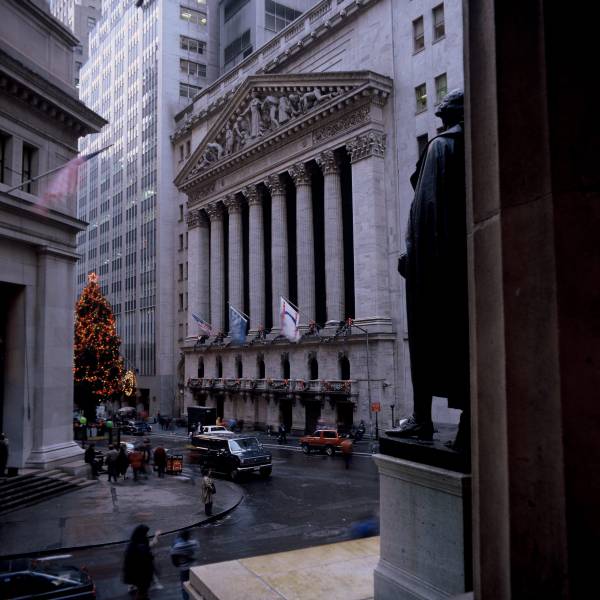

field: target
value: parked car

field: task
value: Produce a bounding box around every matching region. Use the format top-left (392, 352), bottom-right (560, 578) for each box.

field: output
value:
top-left (299, 429), bottom-right (345, 456)
top-left (0, 558), bottom-right (95, 599)
top-left (122, 421), bottom-right (152, 435)
top-left (190, 434), bottom-right (272, 480)
top-left (199, 425), bottom-right (236, 437)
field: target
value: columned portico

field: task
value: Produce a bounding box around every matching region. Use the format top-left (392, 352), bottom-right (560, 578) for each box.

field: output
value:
top-left (206, 203), bottom-right (225, 334)
top-left (317, 150), bottom-right (345, 324)
top-left (186, 209), bottom-right (210, 334)
top-left (265, 174), bottom-right (288, 332)
top-left (224, 194), bottom-right (244, 322)
top-left (244, 185), bottom-right (265, 333)
top-left (290, 162), bottom-right (315, 324)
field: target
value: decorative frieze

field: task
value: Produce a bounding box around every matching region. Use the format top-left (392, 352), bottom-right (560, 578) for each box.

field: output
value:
top-left (312, 104), bottom-right (370, 144)
top-left (347, 130), bottom-right (387, 163)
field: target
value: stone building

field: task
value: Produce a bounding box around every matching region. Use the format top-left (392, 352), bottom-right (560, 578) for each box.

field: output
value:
top-left (173, 0), bottom-right (463, 434)
top-left (0, 0), bottom-right (105, 469)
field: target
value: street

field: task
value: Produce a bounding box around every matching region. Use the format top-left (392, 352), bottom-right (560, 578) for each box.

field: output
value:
top-left (62, 432), bottom-right (379, 599)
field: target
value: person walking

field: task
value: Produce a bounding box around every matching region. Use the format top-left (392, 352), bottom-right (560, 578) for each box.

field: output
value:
top-left (341, 438), bottom-right (353, 469)
top-left (84, 443), bottom-right (99, 479)
top-left (201, 469), bottom-right (215, 516)
top-left (122, 524), bottom-right (158, 599)
top-left (170, 529), bottom-right (200, 599)
top-left (129, 447), bottom-right (144, 481)
top-left (105, 444), bottom-right (119, 483)
top-left (142, 437), bottom-right (152, 465)
top-left (0, 433), bottom-right (9, 477)
top-left (278, 423), bottom-right (287, 444)
top-left (153, 446), bottom-right (167, 478)
top-left (117, 444), bottom-right (129, 480)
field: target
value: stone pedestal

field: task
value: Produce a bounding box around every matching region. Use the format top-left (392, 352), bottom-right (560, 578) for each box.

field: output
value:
top-left (373, 454), bottom-right (471, 600)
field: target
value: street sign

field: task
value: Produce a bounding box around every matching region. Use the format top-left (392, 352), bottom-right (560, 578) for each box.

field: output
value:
top-left (371, 402), bottom-right (381, 412)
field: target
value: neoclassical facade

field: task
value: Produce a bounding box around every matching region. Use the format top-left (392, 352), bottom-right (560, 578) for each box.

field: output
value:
top-left (173, 0), bottom-right (464, 434)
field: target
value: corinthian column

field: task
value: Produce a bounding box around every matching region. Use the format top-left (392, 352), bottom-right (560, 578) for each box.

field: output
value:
top-left (186, 208), bottom-right (210, 335)
top-left (317, 150), bottom-right (344, 324)
top-left (265, 173), bottom-right (288, 331)
top-left (224, 194), bottom-right (244, 323)
top-left (206, 202), bottom-right (225, 334)
top-left (243, 185), bottom-right (265, 332)
top-left (290, 162), bottom-right (315, 323)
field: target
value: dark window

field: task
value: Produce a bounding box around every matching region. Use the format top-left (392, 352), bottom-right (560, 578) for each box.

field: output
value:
top-left (217, 357), bottom-right (223, 378)
top-left (258, 359), bottom-right (265, 379)
top-left (224, 29), bottom-right (251, 67)
top-left (180, 83), bottom-right (202, 99)
top-left (180, 58), bottom-right (207, 77)
top-left (237, 359), bottom-right (243, 378)
top-left (224, 0), bottom-right (250, 22)
top-left (413, 16), bottom-right (425, 52)
top-left (323, 431), bottom-right (336, 439)
top-left (265, 0), bottom-right (302, 32)
top-left (180, 35), bottom-right (206, 54)
top-left (0, 133), bottom-right (7, 184)
top-left (433, 4), bottom-right (445, 41)
top-left (415, 83), bottom-right (427, 113)
top-left (340, 356), bottom-right (351, 380)
top-left (282, 357), bottom-right (290, 379)
top-left (198, 358), bottom-right (204, 378)
top-left (21, 144), bottom-right (36, 193)
top-left (435, 73), bottom-right (448, 105)
top-left (309, 358), bottom-right (318, 380)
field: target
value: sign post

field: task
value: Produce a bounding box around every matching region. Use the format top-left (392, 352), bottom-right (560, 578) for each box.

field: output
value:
top-left (371, 402), bottom-right (381, 439)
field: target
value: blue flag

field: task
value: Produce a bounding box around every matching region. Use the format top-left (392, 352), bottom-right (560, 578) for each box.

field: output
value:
top-left (229, 305), bottom-right (248, 344)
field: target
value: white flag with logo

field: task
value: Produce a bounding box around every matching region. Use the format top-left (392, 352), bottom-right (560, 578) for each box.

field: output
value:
top-left (280, 297), bottom-right (300, 342)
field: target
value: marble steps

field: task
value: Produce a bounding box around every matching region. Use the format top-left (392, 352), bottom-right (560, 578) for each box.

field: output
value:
top-left (0, 470), bottom-right (95, 515)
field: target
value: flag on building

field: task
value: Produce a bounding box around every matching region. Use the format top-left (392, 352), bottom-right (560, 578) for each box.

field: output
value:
top-left (42, 147), bottom-right (107, 210)
top-left (229, 305), bottom-right (248, 344)
top-left (192, 313), bottom-right (213, 336)
top-left (280, 296), bottom-right (300, 342)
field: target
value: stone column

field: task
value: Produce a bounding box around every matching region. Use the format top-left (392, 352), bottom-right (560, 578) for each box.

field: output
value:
top-left (265, 174), bottom-right (288, 332)
top-left (206, 202), bottom-right (225, 334)
top-left (317, 150), bottom-right (345, 324)
top-left (186, 209), bottom-right (210, 335)
top-left (243, 185), bottom-right (265, 333)
top-left (347, 131), bottom-right (389, 324)
top-left (224, 194), bottom-right (244, 323)
top-left (289, 162), bottom-right (315, 323)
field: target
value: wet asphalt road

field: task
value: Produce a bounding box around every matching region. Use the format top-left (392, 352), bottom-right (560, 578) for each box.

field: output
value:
top-left (67, 433), bottom-right (380, 599)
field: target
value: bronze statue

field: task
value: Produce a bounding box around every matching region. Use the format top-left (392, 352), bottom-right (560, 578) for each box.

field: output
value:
top-left (393, 89), bottom-right (470, 452)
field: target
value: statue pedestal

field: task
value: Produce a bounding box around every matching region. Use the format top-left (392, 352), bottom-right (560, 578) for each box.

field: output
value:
top-left (373, 450), bottom-right (471, 600)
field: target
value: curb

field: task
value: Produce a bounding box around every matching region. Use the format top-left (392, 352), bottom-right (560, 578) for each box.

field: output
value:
top-left (0, 485), bottom-right (245, 561)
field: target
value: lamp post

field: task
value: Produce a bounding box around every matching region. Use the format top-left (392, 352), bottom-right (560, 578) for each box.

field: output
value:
top-left (390, 403), bottom-right (395, 429)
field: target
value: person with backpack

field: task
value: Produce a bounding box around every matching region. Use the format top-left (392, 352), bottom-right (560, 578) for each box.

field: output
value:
top-left (170, 529), bottom-right (200, 599)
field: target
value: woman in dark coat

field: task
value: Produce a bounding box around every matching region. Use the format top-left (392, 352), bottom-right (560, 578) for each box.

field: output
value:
top-left (123, 524), bottom-right (155, 599)
top-left (116, 444), bottom-right (129, 480)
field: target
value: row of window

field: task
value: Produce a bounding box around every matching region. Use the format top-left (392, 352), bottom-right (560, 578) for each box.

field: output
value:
top-left (265, 0), bottom-right (302, 33)
top-left (180, 5), bottom-right (207, 26)
top-left (413, 3), bottom-right (445, 53)
top-left (0, 132), bottom-right (37, 193)
top-left (224, 29), bottom-right (252, 68)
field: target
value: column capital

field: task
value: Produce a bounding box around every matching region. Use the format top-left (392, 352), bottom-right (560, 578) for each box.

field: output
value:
top-left (347, 130), bottom-right (387, 163)
top-left (205, 202), bottom-right (224, 221)
top-left (265, 173), bottom-right (285, 195)
top-left (289, 162), bottom-right (310, 186)
top-left (223, 194), bottom-right (243, 214)
top-left (186, 208), bottom-right (208, 228)
top-left (242, 185), bottom-right (261, 206)
top-left (316, 149), bottom-right (340, 175)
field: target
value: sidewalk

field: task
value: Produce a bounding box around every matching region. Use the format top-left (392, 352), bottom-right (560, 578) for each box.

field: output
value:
top-left (0, 470), bottom-right (243, 558)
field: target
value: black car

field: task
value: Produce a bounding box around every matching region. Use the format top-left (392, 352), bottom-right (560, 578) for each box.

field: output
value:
top-left (122, 421), bottom-right (152, 435)
top-left (0, 559), bottom-right (95, 599)
top-left (190, 434), bottom-right (272, 480)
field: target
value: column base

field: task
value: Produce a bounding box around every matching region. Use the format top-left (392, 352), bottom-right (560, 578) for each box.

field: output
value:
top-left (25, 441), bottom-right (84, 470)
top-left (373, 453), bottom-right (472, 600)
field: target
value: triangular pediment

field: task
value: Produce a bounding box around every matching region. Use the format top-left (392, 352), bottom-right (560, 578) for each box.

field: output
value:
top-left (174, 71), bottom-right (392, 192)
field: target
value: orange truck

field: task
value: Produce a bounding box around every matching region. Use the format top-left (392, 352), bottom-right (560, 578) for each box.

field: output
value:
top-left (299, 429), bottom-right (344, 456)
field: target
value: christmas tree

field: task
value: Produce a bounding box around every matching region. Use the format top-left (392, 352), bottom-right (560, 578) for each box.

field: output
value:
top-left (74, 273), bottom-right (124, 422)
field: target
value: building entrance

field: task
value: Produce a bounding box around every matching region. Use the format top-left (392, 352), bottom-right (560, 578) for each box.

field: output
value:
top-left (305, 401), bottom-right (321, 434)
top-left (279, 400), bottom-right (292, 433)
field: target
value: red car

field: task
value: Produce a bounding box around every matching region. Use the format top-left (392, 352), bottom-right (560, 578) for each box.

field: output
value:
top-left (299, 429), bottom-right (344, 456)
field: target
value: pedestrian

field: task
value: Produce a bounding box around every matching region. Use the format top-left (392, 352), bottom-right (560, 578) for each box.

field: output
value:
top-left (142, 437), bottom-right (152, 464)
top-left (84, 443), bottom-right (99, 479)
top-left (122, 524), bottom-right (158, 599)
top-left (341, 438), bottom-right (353, 469)
top-left (129, 447), bottom-right (145, 481)
top-left (117, 443), bottom-right (129, 480)
top-left (170, 529), bottom-right (200, 599)
top-left (153, 446), bottom-right (167, 478)
top-left (278, 423), bottom-right (287, 444)
top-left (105, 444), bottom-right (119, 483)
top-left (0, 433), bottom-right (9, 477)
top-left (201, 468), bottom-right (215, 516)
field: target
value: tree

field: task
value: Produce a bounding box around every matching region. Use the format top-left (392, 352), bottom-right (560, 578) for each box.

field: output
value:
top-left (74, 273), bottom-right (124, 422)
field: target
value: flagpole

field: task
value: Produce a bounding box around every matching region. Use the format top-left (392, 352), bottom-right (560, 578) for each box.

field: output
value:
top-left (227, 302), bottom-right (250, 320)
top-left (281, 296), bottom-right (314, 326)
top-left (5, 144), bottom-right (113, 193)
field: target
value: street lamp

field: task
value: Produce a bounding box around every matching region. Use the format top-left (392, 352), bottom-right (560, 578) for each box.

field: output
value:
top-left (390, 403), bottom-right (395, 429)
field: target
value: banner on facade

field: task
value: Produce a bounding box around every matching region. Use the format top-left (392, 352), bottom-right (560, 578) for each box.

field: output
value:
top-left (229, 305), bottom-right (248, 344)
top-left (280, 296), bottom-right (300, 342)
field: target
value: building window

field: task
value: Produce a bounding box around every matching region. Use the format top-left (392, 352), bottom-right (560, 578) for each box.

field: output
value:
top-left (180, 58), bottom-right (207, 77)
top-left (265, 0), bottom-right (302, 33)
top-left (236, 357), bottom-right (243, 378)
top-left (309, 357), bottom-right (318, 380)
top-left (180, 83), bottom-right (202, 99)
top-left (413, 16), bottom-right (424, 52)
top-left (417, 133), bottom-right (429, 157)
top-left (180, 35), bottom-right (206, 54)
top-left (216, 356), bottom-right (223, 378)
top-left (435, 73), bottom-right (448, 105)
top-left (180, 6), bottom-right (207, 25)
top-left (185, 140), bottom-right (191, 157)
top-left (339, 356), bottom-right (351, 380)
top-left (21, 144), bottom-right (36, 193)
top-left (87, 16), bottom-right (96, 31)
top-left (224, 29), bottom-right (252, 69)
top-left (258, 359), bottom-right (265, 379)
top-left (433, 4), bottom-right (445, 41)
top-left (415, 83), bottom-right (427, 113)
top-left (179, 145), bottom-right (184, 162)
top-left (179, 293), bottom-right (184, 311)
top-left (198, 358), bottom-right (204, 378)
top-left (0, 133), bottom-right (8, 184)
top-left (179, 263), bottom-right (184, 280)
top-left (224, 0), bottom-right (250, 22)
top-left (179, 234), bottom-right (184, 250)
top-left (179, 204), bottom-right (184, 221)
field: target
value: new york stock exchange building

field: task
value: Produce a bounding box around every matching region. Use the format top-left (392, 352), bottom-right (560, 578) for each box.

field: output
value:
top-left (172, 0), bottom-right (464, 436)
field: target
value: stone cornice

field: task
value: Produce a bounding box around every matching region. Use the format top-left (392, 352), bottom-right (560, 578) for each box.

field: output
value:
top-left (347, 130), bottom-right (387, 163)
top-left (0, 48), bottom-right (106, 135)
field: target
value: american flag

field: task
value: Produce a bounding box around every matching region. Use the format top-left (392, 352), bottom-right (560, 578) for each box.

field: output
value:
top-left (192, 313), bottom-right (213, 336)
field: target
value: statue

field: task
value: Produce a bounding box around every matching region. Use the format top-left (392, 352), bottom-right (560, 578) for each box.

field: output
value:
top-left (233, 116), bottom-right (248, 152)
top-left (287, 92), bottom-right (302, 117)
top-left (278, 95), bottom-right (291, 124)
top-left (392, 89), bottom-right (470, 452)
top-left (263, 95), bottom-right (280, 129)
top-left (242, 91), bottom-right (263, 138)
top-left (301, 86), bottom-right (334, 111)
top-left (224, 123), bottom-right (234, 155)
